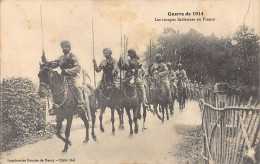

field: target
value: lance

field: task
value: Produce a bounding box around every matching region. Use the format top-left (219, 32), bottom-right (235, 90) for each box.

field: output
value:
top-left (40, 4), bottom-right (46, 63)
top-left (40, 4), bottom-right (44, 52)
top-left (148, 33), bottom-right (152, 103)
top-left (149, 33), bottom-right (152, 64)
top-left (125, 37), bottom-right (128, 60)
top-left (92, 18), bottom-right (96, 87)
top-left (119, 17), bottom-right (122, 92)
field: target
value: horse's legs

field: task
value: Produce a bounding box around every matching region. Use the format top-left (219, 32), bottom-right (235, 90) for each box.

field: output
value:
top-left (99, 106), bottom-right (105, 132)
top-left (172, 98), bottom-right (175, 114)
top-left (142, 103), bottom-right (147, 130)
top-left (116, 108), bottom-right (124, 130)
top-left (56, 116), bottom-right (67, 144)
top-left (166, 104), bottom-right (169, 120)
top-left (79, 113), bottom-right (89, 142)
top-left (126, 108), bottom-right (133, 135)
top-left (183, 94), bottom-right (186, 108)
top-left (91, 111), bottom-right (97, 141)
top-left (62, 116), bottom-right (73, 152)
top-left (154, 103), bottom-right (162, 120)
top-left (133, 106), bottom-right (139, 134)
top-left (89, 96), bottom-right (96, 140)
top-left (169, 102), bottom-right (173, 116)
top-left (161, 105), bottom-right (165, 123)
top-left (111, 108), bottom-right (115, 134)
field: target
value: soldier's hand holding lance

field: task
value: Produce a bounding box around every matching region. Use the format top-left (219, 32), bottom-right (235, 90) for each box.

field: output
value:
top-left (93, 59), bottom-right (98, 71)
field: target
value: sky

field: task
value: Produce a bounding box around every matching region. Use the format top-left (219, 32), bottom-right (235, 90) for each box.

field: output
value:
top-left (1, 0), bottom-right (259, 85)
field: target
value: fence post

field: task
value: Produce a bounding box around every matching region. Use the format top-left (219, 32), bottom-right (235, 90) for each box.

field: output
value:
top-left (214, 83), bottom-right (229, 108)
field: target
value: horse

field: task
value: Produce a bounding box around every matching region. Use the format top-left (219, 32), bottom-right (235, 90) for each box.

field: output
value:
top-left (150, 78), bottom-right (170, 123)
top-left (169, 81), bottom-right (177, 115)
top-left (177, 78), bottom-right (186, 110)
top-left (96, 68), bottom-right (124, 134)
top-left (121, 78), bottom-right (145, 135)
top-left (38, 63), bottom-right (96, 152)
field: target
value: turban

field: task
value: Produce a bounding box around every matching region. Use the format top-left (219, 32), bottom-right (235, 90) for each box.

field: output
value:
top-left (60, 40), bottom-right (71, 48)
top-left (155, 54), bottom-right (162, 61)
top-left (128, 49), bottom-right (136, 55)
top-left (103, 48), bottom-right (112, 55)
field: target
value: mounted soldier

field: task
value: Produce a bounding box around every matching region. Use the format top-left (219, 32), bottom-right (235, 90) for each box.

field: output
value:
top-left (93, 48), bottom-right (119, 106)
top-left (149, 54), bottom-right (172, 102)
top-left (148, 54), bottom-right (172, 121)
top-left (92, 48), bottom-right (123, 134)
top-left (119, 49), bottom-right (148, 114)
top-left (175, 63), bottom-right (187, 109)
top-left (166, 62), bottom-right (178, 89)
top-left (175, 63), bottom-right (187, 83)
top-left (42, 40), bottom-right (84, 115)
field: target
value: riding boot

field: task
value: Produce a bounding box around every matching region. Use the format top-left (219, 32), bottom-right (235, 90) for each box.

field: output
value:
top-left (94, 89), bottom-right (101, 109)
top-left (48, 102), bottom-right (59, 115)
top-left (48, 107), bottom-right (56, 116)
top-left (165, 83), bottom-right (172, 102)
top-left (137, 85), bottom-right (148, 120)
top-left (73, 84), bottom-right (85, 114)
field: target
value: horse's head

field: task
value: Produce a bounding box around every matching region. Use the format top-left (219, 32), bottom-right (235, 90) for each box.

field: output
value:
top-left (38, 62), bottom-right (61, 98)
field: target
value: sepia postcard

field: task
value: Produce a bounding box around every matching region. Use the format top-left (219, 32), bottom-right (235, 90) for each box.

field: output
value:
top-left (1, 0), bottom-right (259, 164)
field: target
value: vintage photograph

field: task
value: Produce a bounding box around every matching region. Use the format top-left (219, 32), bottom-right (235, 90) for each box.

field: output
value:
top-left (1, 0), bottom-right (259, 163)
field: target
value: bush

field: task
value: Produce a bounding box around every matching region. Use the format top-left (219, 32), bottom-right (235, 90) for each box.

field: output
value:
top-left (1, 77), bottom-right (46, 151)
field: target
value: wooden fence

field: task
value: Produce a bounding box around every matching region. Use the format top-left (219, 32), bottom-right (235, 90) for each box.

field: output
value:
top-left (199, 83), bottom-right (259, 164)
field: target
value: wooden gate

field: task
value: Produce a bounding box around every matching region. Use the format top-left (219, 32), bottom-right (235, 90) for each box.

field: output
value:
top-left (199, 83), bottom-right (259, 164)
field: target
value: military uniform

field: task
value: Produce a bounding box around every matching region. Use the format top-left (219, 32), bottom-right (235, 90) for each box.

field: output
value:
top-left (47, 40), bottom-right (84, 114)
top-left (175, 69), bottom-right (187, 82)
top-left (120, 49), bottom-right (147, 102)
top-left (119, 55), bottom-right (146, 103)
top-left (150, 56), bottom-right (172, 101)
top-left (95, 57), bottom-right (119, 90)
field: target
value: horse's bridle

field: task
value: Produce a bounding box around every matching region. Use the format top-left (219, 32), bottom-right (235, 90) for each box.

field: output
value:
top-left (40, 69), bottom-right (68, 109)
top-left (123, 84), bottom-right (138, 100)
top-left (100, 83), bottom-right (113, 100)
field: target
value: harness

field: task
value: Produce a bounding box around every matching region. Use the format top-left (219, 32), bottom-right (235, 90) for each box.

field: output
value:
top-left (41, 76), bottom-right (69, 110)
top-left (99, 82), bottom-right (113, 101)
top-left (123, 84), bottom-right (138, 100)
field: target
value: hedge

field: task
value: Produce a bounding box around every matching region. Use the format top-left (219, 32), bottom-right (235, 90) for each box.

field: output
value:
top-left (1, 77), bottom-right (53, 151)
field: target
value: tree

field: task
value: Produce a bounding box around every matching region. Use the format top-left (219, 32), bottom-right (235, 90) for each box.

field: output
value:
top-left (232, 25), bottom-right (260, 86)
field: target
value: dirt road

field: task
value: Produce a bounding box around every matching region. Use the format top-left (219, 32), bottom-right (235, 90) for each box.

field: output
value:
top-left (1, 101), bottom-right (201, 164)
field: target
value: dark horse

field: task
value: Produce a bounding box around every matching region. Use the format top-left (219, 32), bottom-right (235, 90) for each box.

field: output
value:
top-left (97, 69), bottom-right (124, 134)
top-left (177, 78), bottom-right (186, 110)
top-left (121, 79), bottom-right (146, 135)
top-left (150, 78), bottom-right (170, 123)
top-left (38, 63), bottom-right (96, 152)
top-left (169, 81), bottom-right (177, 115)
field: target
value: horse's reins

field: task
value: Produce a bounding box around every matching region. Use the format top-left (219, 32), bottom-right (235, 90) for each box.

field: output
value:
top-left (100, 83), bottom-right (112, 100)
top-left (41, 72), bottom-right (68, 110)
top-left (123, 85), bottom-right (137, 100)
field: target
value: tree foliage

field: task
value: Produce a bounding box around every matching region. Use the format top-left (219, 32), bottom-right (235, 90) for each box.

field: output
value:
top-left (143, 25), bottom-right (259, 86)
top-left (1, 77), bottom-right (46, 151)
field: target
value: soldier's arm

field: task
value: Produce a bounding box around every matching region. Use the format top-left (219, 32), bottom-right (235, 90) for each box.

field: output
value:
top-left (95, 61), bottom-right (104, 73)
top-left (183, 70), bottom-right (187, 79)
top-left (135, 59), bottom-right (142, 69)
top-left (49, 57), bottom-right (61, 69)
top-left (112, 59), bottom-right (119, 75)
top-left (65, 54), bottom-right (81, 76)
top-left (159, 64), bottom-right (169, 76)
top-left (118, 59), bottom-right (129, 70)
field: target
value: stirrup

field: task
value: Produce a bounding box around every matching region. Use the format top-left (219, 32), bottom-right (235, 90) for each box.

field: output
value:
top-left (48, 108), bottom-right (56, 116)
top-left (142, 102), bottom-right (148, 108)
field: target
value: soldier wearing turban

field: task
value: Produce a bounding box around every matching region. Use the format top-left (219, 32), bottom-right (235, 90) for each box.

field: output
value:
top-left (93, 48), bottom-right (119, 105)
top-left (42, 40), bottom-right (84, 115)
top-left (149, 54), bottom-right (172, 101)
top-left (118, 49), bottom-right (148, 110)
